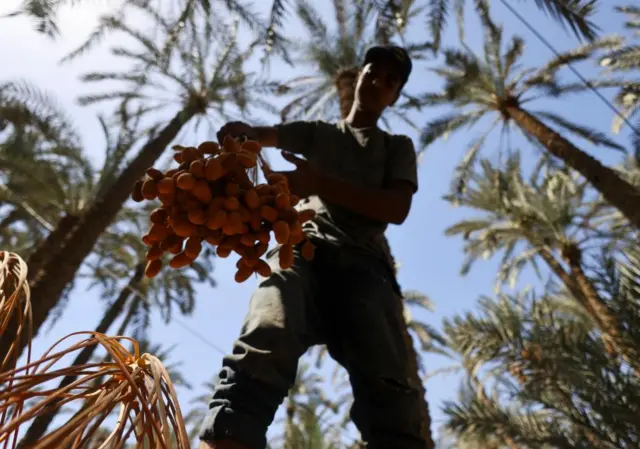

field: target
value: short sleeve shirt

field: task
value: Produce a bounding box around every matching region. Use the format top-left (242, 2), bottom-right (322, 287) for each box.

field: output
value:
top-left (274, 119), bottom-right (418, 264)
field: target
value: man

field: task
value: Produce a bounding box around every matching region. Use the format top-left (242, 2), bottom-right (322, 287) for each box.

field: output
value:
top-left (199, 45), bottom-right (428, 449)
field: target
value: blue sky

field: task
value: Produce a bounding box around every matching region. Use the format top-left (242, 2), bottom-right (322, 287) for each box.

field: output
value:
top-left (1, 0), bottom-right (635, 445)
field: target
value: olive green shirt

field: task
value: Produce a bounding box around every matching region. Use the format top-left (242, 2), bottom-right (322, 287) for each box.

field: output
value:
top-left (274, 119), bottom-right (418, 267)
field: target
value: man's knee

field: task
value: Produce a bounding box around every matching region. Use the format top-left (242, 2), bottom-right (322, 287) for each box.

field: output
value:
top-left (350, 374), bottom-right (428, 449)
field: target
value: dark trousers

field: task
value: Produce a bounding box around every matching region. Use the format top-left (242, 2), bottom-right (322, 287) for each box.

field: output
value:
top-left (198, 240), bottom-right (428, 449)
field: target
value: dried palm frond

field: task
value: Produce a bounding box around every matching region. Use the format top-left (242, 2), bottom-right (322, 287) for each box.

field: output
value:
top-left (0, 332), bottom-right (190, 449)
top-left (0, 250), bottom-right (32, 373)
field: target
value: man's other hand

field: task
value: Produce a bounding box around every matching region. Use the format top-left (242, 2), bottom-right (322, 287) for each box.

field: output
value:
top-left (273, 151), bottom-right (320, 198)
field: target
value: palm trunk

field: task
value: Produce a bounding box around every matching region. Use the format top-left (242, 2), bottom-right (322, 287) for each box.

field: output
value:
top-left (538, 248), bottom-right (599, 318)
top-left (334, 72), bottom-right (435, 449)
top-left (26, 214), bottom-right (81, 282)
top-left (16, 263), bottom-right (145, 448)
top-left (540, 246), bottom-right (639, 370)
top-left (335, 67), bottom-right (359, 119)
top-left (506, 106), bottom-right (640, 229)
top-left (0, 107), bottom-right (196, 362)
top-left (469, 374), bottom-right (519, 449)
top-left (560, 244), bottom-right (640, 367)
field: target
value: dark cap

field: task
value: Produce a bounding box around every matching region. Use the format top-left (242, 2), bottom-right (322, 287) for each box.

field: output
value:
top-left (363, 45), bottom-right (412, 88)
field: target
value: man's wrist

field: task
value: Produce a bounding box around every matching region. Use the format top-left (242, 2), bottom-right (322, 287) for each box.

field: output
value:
top-left (252, 126), bottom-right (278, 148)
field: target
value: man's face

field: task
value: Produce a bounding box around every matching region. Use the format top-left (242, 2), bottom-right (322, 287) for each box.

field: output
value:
top-left (354, 61), bottom-right (403, 114)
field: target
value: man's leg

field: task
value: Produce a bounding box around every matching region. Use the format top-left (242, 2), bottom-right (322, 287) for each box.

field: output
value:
top-left (325, 256), bottom-right (429, 449)
top-left (198, 246), bottom-right (323, 449)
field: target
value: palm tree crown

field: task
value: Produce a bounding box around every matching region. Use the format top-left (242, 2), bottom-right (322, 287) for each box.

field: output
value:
top-left (416, 6), bottom-right (628, 198)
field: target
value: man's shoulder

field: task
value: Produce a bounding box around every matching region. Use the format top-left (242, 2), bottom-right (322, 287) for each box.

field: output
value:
top-left (379, 129), bottom-right (415, 150)
top-left (292, 119), bottom-right (340, 133)
top-left (381, 127), bottom-right (412, 141)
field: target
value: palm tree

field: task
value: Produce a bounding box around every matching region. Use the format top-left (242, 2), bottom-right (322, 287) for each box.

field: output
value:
top-left (587, 155), bottom-right (640, 240)
top-left (15, 204), bottom-right (215, 446)
top-left (415, 6), bottom-right (640, 229)
top-left (599, 4), bottom-right (640, 154)
top-left (443, 152), bottom-right (640, 370)
top-left (4, 0), bottom-right (260, 38)
top-left (437, 278), bottom-right (640, 448)
top-left (6, 0), bottom-right (424, 68)
top-left (0, 82), bottom-right (144, 281)
top-left (426, 0), bottom-right (600, 53)
top-left (0, 79), bottom-right (89, 261)
top-left (274, 0), bottom-right (430, 128)
top-left (0, 1), bottom-right (257, 360)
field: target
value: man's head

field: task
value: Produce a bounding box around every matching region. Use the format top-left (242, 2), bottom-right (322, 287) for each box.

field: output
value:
top-left (354, 45), bottom-right (412, 115)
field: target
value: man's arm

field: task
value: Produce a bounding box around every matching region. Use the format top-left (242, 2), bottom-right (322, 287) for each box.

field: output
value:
top-left (217, 121), bottom-right (317, 155)
top-left (278, 151), bottom-right (415, 225)
top-left (252, 126), bottom-right (278, 148)
top-left (313, 175), bottom-right (414, 225)
top-left (312, 134), bottom-right (418, 225)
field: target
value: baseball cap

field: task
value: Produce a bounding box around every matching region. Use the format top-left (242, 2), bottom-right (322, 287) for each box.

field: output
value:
top-left (362, 45), bottom-right (413, 88)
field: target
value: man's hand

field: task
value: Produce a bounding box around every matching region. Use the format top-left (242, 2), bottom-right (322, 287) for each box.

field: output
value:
top-left (273, 151), bottom-right (414, 224)
top-left (216, 121), bottom-right (256, 145)
top-left (217, 122), bottom-right (278, 148)
top-left (272, 151), bottom-right (320, 198)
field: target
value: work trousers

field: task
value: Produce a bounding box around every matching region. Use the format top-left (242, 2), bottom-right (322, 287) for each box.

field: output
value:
top-left (198, 239), bottom-right (428, 449)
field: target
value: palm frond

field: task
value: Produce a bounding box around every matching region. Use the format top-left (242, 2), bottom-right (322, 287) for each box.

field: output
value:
top-left (402, 289), bottom-right (435, 310)
top-left (420, 110), bottom-right (487, 148)
top-left (600, 45), bottom-right (640, 72)
top-left (449, 120), bottom-right (499, 198)
top-left (524, 36), bottom-right (623, 87)
top-left (539, 79), bottom-right (632, 100)
top-left (76, 92), bottom-right (151, 107)
top-left (633, 117), bottom-right (640, 159)
top-left (2, 0), bottom-right (60, 37)
top-left (427, 0), bottom-right (448, 52)
top-left (296, 0), bottom-right (329, 44)
top-left (59, 11), bottom-right (127, 64)
top-left (258, 0), bottom-right (293, 65)
top-left (503, 36), bottom-right (525, 80)
top-left (0, 79), bottom-right (80, 147)
top-left (519, 0), bottom-right (601, 42)
top-left (372, 0), bottom-right (407, 43)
